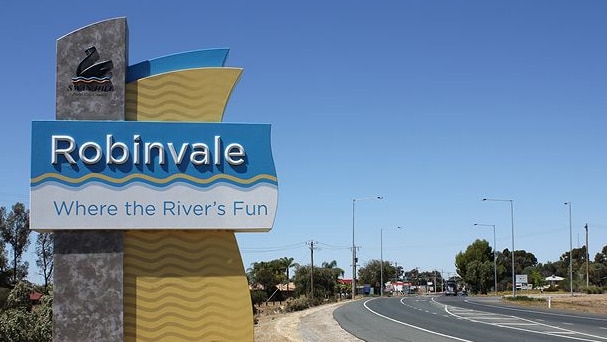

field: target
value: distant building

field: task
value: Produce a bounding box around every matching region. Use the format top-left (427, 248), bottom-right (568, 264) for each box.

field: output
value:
top-left (386, 281), bottom-right (413, 294)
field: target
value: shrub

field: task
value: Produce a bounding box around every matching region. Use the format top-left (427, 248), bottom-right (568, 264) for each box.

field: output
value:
top-left (251, 290), bottom-right (268, 306)
top-left (0, 308), bottom-right (35, 342)
top-left (284, 296), bottom-right (322, 312)
top-left (4, 281), bottom-right (33, 311)
top-left (504, 295), bottom-right (545, 303)
top-left (0, 288), bottom-right (10, 308)
top-left (0, 282), bottom-right (52, 342)
top-left (584, 286), bottom-right (603, 294)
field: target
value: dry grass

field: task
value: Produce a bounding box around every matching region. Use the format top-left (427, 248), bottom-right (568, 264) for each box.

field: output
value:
top-left (505, 292), bottom-right (607, 314)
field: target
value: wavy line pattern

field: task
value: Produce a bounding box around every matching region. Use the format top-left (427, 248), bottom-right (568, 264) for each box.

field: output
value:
top-left (31, 172), bottom-right (277, 188)
top-left (71, 76), bottom-right (112, 82)
top-left (123, 231), bottom-right (253, 341)
top-left (125, 68), bottom-right (242, 122)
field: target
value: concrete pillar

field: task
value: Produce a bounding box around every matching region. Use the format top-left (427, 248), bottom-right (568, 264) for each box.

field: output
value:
top-left (53, 17), bottom-right (127, 342)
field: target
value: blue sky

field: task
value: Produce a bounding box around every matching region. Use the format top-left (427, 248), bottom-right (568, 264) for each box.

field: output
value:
top-left (2, 1), bottom-right (607, 284)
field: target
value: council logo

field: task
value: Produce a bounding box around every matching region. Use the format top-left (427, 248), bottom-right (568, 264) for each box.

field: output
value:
top-left (69, 46), bottom-right (114, 92)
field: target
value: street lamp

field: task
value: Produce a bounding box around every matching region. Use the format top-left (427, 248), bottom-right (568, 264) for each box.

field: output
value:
top-left (352, 196), bottom-right (383, 300)
top-left (565, 202), bottom-right (573, 296)
top-left (482, 198), bottom-right (515, 297)
top-left (585, 223), bottom-right (589, 289)
top-left (380, 226), bottom-right (404, 296)
top-left (474, 223), bottom-right (498, 296)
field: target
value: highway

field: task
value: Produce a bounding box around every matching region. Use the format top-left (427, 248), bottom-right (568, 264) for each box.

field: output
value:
top-left (334, 295), bottom-right (607, 342)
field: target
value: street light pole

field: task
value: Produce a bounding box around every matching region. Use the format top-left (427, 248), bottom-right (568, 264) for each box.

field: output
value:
top-left (380, 226), bottom-right (403, 296)
top-left (380, 228), bottom-right (383, 296)
top-left (352, 196), bottom-right (382, 300)
top-left (565, 202), bottom-right (573, 296)
top-left (483, 198), bottom-right (515, 297)
top-left (474, 223), bottom-right (497, 296)
top-left (585, 223), bottom-right (589, 289)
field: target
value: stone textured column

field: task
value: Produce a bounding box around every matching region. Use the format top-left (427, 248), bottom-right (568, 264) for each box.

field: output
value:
top-left (53, 17), bottom-right (127, 342)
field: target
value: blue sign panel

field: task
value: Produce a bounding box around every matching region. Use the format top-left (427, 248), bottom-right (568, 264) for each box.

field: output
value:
top-left (31, 121), bottom-right (278, 231)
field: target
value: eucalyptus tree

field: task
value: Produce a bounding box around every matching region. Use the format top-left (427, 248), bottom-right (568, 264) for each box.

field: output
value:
top-left (358, 259), bottom-right (398, 295)
top-left (294, 261), bottom-right (343, 299)
top-left (0, 237), bottom-right (8, 287)
top-left (36, 232), bottom-right (54, 292)
top-left (455, 239), bottom-right (494, 294)
top-left (0, 203), bottom-right (31, 284)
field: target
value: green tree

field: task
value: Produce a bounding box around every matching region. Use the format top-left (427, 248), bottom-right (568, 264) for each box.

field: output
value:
top-left (358, 259), bottom-right (382, 294)
top-left (595, 245), bottom-right (607, 264)
top-left (357, 259), bottom-right (399, 294)
top-left (0, 203), bottom-right (31, 284)
top-left (248, 261), bottom-right (279, 296)
top-left (455, 239), bottom-right (494, 294)
top-left (36, 233), bottom-right (54, 292)
top-left (293, 261), bottom-right (343, 299)
top-left (321, 260), bottom-right (344, 295)
top-left (589, 262), bottom-right (606, 287)
top-left (247, 258), bottom-right (296, 301)
top-left (515, 250), bottom-right (539, 274)
top-left (496, 248), bottom-right (538, 290)
top-left (0, 234), bottom-right (9, 288)
top-left (4, 281), bottom-right (33, 311)
top-left (277, 257), bottom-right (297, 290)
top-left (321, 260), bottom-right (344, 280)
top-left (250, 290), bottom-right (268, 308)
top-left (559, 246), bottom-right (587, 291)
top-left (522, 266), bottom-right (543, 289)
top-left (31, 293), bottom-right (53, 341)
top-left (590, 245), bottom-right (607, 287)
top-left (418, 270), bottom-right (443, 292)
top-left (394, 265), bottom-right (404, 281)
top-left (0, 308), bottom-right (34, 342)
top-left (0, 281), bottom-right (52, 342)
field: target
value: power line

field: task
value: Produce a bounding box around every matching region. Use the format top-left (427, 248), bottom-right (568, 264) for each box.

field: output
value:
top-left (240, 242), bottom-right (307, 253)
top-left (315, 241), bottom-right (350, 250)
top-left (240, 240), bottom-right (351, 254)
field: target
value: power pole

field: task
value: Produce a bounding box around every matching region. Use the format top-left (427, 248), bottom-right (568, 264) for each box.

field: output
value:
top-left (351, 245), bottom-right (359, 298)
top-left (395, 262), bottom-right (400, 281)
top-left (307, 241), bottom-right (317, 298)
top-left (585, 224), bottom-right (589, 289)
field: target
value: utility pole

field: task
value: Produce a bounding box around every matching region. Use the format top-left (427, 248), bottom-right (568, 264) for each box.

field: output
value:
top-left (307, 241), bottom-right (317, 298)
top-left (565, 202), bottom-right (573, 296)
top-left (395, 262), bottom-right (399, 281)
top-left (352, 196), bottom-right (383, 300)
top-left (585, 224), bottom-right (589, 289)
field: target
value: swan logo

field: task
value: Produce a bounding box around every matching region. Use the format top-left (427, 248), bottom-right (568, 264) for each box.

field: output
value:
top-left (68, 46), bottom-right (114, 92)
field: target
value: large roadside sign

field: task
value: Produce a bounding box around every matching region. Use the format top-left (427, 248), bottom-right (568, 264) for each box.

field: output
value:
top-left (31, 120), bottom-right (278, 231)
top-left (515, 274), bottom-right (528, 285)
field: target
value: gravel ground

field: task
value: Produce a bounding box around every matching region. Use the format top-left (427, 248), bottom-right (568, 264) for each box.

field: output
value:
top-left (254, 301), bottom-right (362, 342)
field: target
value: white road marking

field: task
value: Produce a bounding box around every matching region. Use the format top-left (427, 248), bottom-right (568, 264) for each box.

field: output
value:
top-left (362, 298), bottom-right (475, 342)
top-left (429, 298), bottom-right (607, 342)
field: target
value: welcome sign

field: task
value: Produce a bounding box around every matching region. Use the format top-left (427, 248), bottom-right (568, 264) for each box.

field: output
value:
top-left (31, 120), bottom-right (278, 231)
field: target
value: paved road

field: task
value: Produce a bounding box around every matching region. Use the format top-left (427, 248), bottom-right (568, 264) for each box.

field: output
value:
top-left (334, 295), bottom-right (607, 342)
